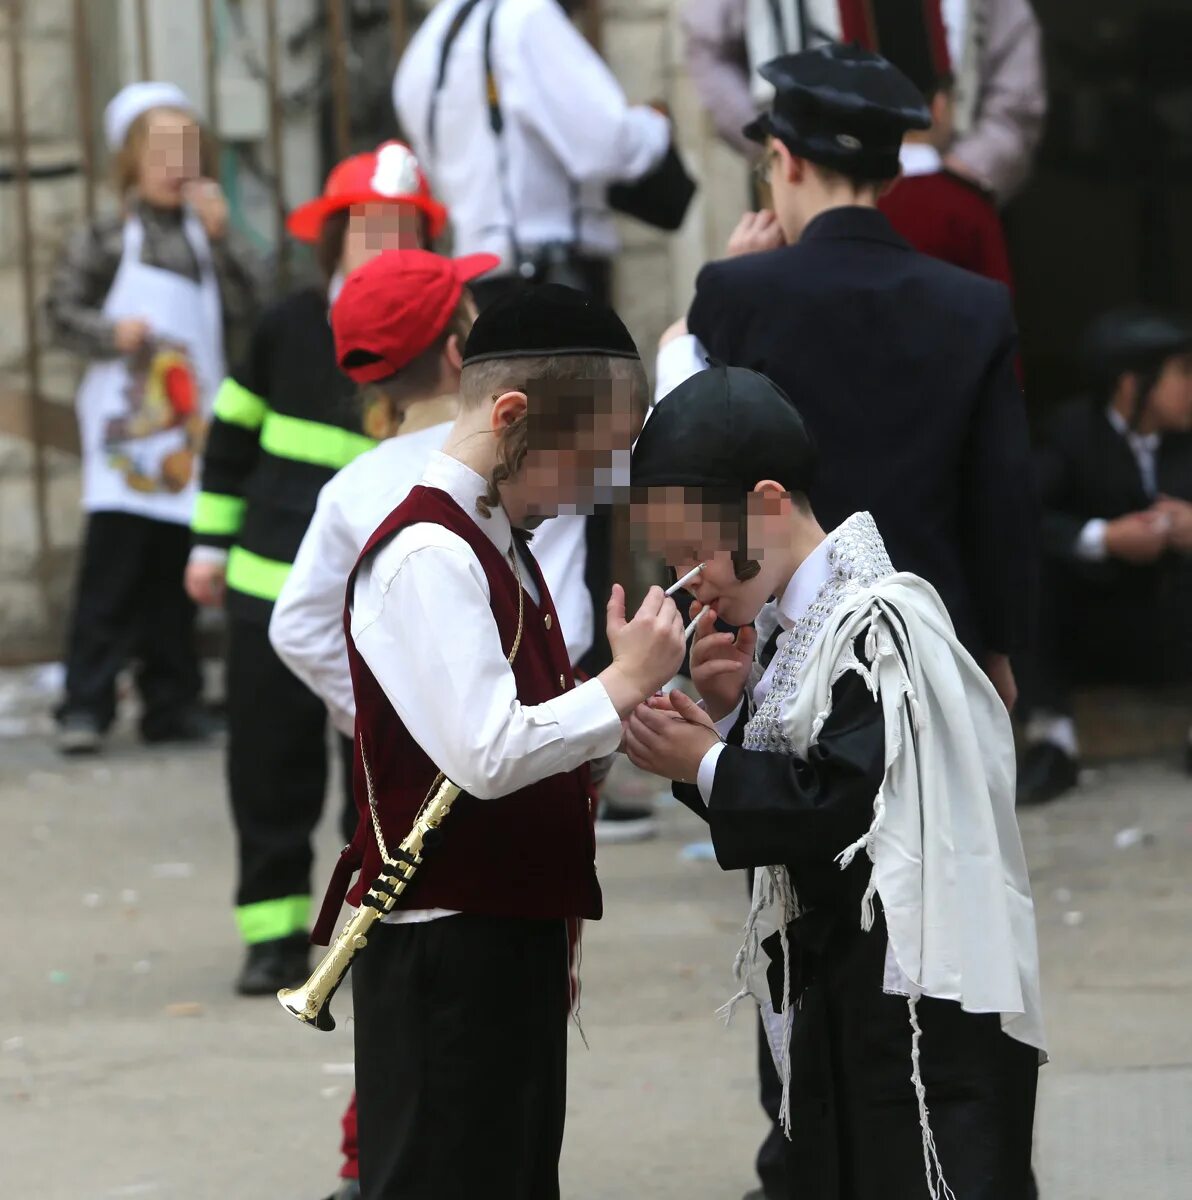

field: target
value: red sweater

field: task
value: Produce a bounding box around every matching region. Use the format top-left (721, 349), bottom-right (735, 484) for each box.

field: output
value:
top-left (314, 485), bottom-right (600, 937)
top-left (879, 170), bottom-right (1014, 290)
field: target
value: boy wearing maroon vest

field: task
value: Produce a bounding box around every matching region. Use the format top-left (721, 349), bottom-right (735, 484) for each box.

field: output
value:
top-left (318, 285), bottom-right (686, 1199)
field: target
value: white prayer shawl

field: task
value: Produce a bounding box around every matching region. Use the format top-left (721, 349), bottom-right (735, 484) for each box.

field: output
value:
top-left (728, 568), bottom-right (1045, 1196)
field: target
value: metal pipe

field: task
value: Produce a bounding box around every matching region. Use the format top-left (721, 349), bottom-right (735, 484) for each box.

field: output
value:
top-left (135, 0), bottom-right (151, 77)
top-left (201, 0), bottom-right (221, 148)
top-left (264, 0), bottom-right (289, 287)
top-left (5, 0), bottom-right (52, 593)
top-left (71, 0), bottom-right (96, 218)
top-left (327, 0), bottom-right (351, 160)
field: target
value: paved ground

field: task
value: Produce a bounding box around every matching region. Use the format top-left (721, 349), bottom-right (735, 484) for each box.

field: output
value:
top-left (1, 690), bottom-right (1190, 1199)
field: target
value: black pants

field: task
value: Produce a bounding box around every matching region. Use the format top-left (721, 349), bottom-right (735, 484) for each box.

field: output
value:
top-left (226, 618), bottom-right (355, 943)
top-left (353, 915), bottom-right (569, 1200)
top-left (59, 510), bottom-right (200, 736)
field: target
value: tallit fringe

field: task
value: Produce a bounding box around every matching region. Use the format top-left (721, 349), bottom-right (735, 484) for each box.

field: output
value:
top-left (908, 996), bottom-right (957, 1200)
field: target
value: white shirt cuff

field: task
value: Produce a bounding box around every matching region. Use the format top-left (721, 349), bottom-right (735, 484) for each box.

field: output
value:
top-left (188, 545), bottom-right (229, 567)
top-left (1075, 518), bottom-right (1108, 562)
top-left (540, 677), bottom-right (624, 760)
top-left (697, 741), bottom-right (727, 804)
top-left (711, 699), bottom-right (743, 740)
top-left (654, 334), bottom-right (707, 405)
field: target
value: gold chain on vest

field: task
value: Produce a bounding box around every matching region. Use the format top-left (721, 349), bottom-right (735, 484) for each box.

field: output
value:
top-left (362, 539), bottom-right (527, 865)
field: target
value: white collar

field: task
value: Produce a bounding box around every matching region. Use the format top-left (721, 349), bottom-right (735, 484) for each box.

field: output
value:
top-left (774, 534), bottom-right (835, 631)
top-left (1106, 405), bottom-right (1160, 449)
top-left (420, 451), bottom-right (513, 555)
top-left (898, 142), bottom-right (943, 179)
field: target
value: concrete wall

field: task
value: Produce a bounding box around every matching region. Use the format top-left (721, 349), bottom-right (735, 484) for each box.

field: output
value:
top-left (0, 0), bottom-right (747, 662)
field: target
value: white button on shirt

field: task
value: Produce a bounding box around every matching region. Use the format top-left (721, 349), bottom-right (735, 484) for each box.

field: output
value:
top-left (393, 0), bottom-right (670, 269)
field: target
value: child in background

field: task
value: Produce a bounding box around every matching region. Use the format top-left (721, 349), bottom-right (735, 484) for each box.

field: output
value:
top-left (183, 143), bottom-right (449, 997)
top-left (46, 81), bottom-right (259, 755)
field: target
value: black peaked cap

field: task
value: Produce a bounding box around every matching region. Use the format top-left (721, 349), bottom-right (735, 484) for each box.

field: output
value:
top-left (745, 43), bottom-right (931, 180)
top-left (1082, 307), bottom-right (1192, 383)
top-left (462, 283), bottom-right (640, 365)
top-left (632, 366), bottom-right (817, 496)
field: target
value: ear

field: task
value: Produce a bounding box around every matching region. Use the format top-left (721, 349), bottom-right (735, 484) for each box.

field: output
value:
top-left (490, 390), bottom-right (527, 433)
top-left (775, 142), bottom-right (802, 184)
top-left (444, 333), bottom-right (464, 375)
top-left (929, 90), bottom-right (950, 130)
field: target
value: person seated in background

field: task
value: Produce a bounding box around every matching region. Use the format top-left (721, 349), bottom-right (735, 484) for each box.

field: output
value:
top-left (1018, 308), bottom-right (1192, 805)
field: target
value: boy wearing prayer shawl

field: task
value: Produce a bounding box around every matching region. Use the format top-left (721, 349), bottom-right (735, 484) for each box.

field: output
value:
top-left (625, 365), bottom-right (1045, 1200)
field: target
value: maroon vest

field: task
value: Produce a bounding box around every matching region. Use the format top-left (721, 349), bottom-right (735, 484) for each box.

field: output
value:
top-left (313, 484), bottom-right (601, 940)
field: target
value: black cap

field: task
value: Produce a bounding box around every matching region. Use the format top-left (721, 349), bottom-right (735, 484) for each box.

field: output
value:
top-left (632, 366), bottom-right (817, 496)
top-left (744, 44), bottom-right (932, 181)
top-left (1082, 307), bottom-right (1192, 386)
top-left (462, 283), bottom-right (640, 365)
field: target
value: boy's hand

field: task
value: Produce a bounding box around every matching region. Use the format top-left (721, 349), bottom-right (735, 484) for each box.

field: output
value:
top-left (185, 560), bottom-right (226, 607)
top-left (113, 318), bottom-right (151, 355)
top-left (185, 178), bottom-right (229, 240)
top-left (1152, 495), bottom-right (1192, 553)
top-left (726, 210), bottom-right (784, 258)
top-left (624, 690), bottom-right (720, 784)
top-left (1104, 511), bottom-right (1168, 564)
top-left (688, 603), bottom-right (755, 722)
top-left (600, 584), bottom-right (686, 717)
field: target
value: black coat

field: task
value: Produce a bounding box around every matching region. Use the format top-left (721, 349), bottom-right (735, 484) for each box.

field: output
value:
top-left (1034, 399), bottom-right (1192, 685)
top-left (687, 206), bottom-right (1036, 659)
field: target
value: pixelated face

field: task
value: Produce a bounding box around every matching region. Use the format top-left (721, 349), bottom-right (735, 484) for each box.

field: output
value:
top-left (631, 486), bottom-right (785, 627)
top-left (343, 202), bottom-right (426, 274)
top-left (139, 108), bottom-right (201, 207)
top-left (1148, 352), bottom-right (1192, 433)
top-left (518, 377), bottom-right (642, 517)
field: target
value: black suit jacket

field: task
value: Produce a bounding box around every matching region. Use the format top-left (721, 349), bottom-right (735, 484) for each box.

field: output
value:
top-left (688, 206), bottom-right (1036, 658)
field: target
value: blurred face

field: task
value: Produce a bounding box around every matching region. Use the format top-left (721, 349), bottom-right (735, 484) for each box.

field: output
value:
top-left (341, 202), bottom-right (426, 275)
top-left (631, 486), bottom-right (793, 627)
top-left (1147, 352), bottom-right (1192, 433)
top-left (138, 108), bottom-right (201, 207)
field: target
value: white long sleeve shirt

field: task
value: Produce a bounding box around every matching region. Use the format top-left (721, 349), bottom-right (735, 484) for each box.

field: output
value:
top-left (269, 422), bottom-right (594, 737)
top-left (393, 0), bottom-right (670, 267)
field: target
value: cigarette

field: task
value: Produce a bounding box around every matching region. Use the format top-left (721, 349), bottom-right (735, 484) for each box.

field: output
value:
top-left (684, 611), bottom-right (704, 640)
top-left (666, 563), bottom-right (704, 597)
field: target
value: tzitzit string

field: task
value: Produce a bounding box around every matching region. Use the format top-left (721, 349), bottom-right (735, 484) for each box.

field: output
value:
top-left (362, 539), bottom-right (526, 865)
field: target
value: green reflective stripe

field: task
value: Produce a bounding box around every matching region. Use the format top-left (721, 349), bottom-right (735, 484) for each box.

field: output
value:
top-left (235, 894), bottom-right (311, 944)
top-left (226, 545), bottom-right (292, 602)
top-left (191, 491), bottom-right (247, 537)
top-left (212, 377), bottom-right (268, 431)
top-left (260, 411), bottom-right (376, 470)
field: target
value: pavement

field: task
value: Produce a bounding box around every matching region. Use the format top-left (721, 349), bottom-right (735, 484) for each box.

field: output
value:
top-left (0, 691), bottom-right (1190, 1199)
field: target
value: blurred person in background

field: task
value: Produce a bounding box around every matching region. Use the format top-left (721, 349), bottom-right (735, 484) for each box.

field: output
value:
top-left (682, 0), bottom-right (1046, 203)
top-left (1018, 309), bottom-right (1192, 805)
top-left (183, 142), bottom-right (446, 997)
top-left (45, 82), bottom-right (259, 756)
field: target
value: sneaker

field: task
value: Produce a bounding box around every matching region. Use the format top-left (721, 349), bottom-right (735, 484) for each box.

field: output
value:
top-left (1017, 741), bottom-right (1079, 806)
top-left (236, 934), bottom-right (310, 997)
top-left (141, 706), bottom-right (219, 745)
top-left (594, 801), bottom-right (657, 844)
top-left (56, 712), bottom-right (103, 756)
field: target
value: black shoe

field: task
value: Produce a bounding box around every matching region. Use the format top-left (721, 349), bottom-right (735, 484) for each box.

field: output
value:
top-left (56, 712), bottom-right (104, 756)
top-left (1017, 741), bottom-right (1079, 806)
top-left (236, 934), bottom-right (310, 997)
top-left (141, 706), bottom-right (218, 745)
top-left (324, 1181), bottom-right (361, 1200)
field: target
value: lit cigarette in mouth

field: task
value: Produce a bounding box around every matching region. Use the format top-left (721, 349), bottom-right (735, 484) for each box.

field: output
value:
top-left (666, 563), bottom-right (704, 597)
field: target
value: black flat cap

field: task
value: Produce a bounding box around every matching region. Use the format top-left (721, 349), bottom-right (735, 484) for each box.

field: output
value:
top-left (632, 365), bottom-right (817, 496)
top-left (745, 43), bottom-right (932, 181)
top-left (462, 283), bottom-right (640, 365)
top-left (1082, 307), bottom-right (1192, 383)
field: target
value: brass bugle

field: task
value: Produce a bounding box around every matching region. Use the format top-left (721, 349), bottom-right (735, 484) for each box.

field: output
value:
top-left (278, 777), bottom-right (462, 1031)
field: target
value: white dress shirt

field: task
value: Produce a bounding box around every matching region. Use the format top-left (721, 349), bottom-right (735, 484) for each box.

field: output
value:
top-left (1075, 407), bottom-right (1162, 562)
top-left (393, 0), bottom-right (670, 268)
top-left (270, 420), bottom-right (594, 737)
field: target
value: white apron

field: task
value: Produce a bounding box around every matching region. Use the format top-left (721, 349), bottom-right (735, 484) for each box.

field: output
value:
top-left (76, 211), bottom-right (225, 525)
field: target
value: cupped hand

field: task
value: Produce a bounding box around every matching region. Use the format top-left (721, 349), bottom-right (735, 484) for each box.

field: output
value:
top-left (688, 603), bottom-right (755, 721)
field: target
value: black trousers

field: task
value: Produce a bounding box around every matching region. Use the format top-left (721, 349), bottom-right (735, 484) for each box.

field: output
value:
top-left (226, 618), bottom-right (355, 941)
top-left (353, 915), bottom-right (569, 1200)
top-left (59, 510), bottom-right (200, 736)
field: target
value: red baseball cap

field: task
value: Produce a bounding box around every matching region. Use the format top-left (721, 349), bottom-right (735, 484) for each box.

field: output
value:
top-left (332, 249), bottom-right (500, 385)
top-left (286, 141), bottom-right (448, 242)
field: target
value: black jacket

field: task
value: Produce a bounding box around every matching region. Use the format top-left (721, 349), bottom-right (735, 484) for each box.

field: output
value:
top-left (1035, 398), bottom-right (1192, 683)
top-left (687, 206), bottom-right (1036, 658)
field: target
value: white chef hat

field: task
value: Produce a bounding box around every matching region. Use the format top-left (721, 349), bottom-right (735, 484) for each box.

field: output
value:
top-left (104, 82), bottom-right (197, 152)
